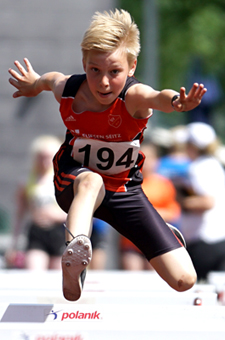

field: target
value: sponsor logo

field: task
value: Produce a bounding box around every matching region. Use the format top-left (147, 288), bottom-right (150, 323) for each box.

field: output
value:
top-left (108, 114), bottom-right (122, 128)
top-left (65, 115), bottom-right (76, 122)
top-left (36, 335), bottom-right (84, 340)
top-left (47, 310), bottom-right (62, 321)
top-left (46, 309), bottom-right (102, 322)
top-left (18, 331), bottom-right (85, 340)
top-left (61, 311), bottom-right (101, 321)
top-left (81, 133), bottom-right (122, 140)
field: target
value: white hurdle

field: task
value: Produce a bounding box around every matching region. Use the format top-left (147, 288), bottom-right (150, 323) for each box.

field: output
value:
top-left (0, 269), bottom-right (225, 339)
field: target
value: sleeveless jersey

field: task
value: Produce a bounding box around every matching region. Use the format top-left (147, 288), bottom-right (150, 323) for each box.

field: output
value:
top-left (57, 74), bottom-right (150, 192)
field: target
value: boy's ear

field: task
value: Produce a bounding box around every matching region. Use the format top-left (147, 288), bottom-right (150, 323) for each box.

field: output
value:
top-left (128, 59), bottom-right (137, 77)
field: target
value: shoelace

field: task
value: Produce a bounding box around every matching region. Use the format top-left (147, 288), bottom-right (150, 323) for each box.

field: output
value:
top-left (63, 223), bottom-right (75, 246)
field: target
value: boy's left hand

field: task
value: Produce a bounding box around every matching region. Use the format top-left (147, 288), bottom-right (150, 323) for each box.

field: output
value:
top-left (172, 83), bottom-right (207, 112)
top-left (8, 58), bottom-right (40, 98)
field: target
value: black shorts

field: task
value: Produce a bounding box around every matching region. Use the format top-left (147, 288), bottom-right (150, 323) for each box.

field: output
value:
top-left (55, 162), bottom-right (182, 261)
top-left (27, 222), bottom-right (66, 256)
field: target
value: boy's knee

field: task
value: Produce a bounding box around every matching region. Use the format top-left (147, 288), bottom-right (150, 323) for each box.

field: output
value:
top-left (74, 172), bottom-right (105, 196)
top-left (175, 271), bottom-right (197, 292)
top-left (90, 172), bottom-right (105, 198)
top-left (85, 172), bottom-right (104, 190)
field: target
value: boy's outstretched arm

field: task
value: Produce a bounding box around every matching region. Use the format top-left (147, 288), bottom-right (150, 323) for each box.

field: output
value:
top-left (8, 58), bottom-right (69, 103)
top-left (126, 82), bottom-right (207, 118)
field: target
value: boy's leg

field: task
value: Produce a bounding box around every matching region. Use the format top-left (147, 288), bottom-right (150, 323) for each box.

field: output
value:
top-left (150, 247), bottom-right (197, 292)
top-left (62, 171), bottom-right (105, 301)
top-left (66, 171), bottom-right (105, 241)
top-left (95, 186), bottom-right (196, 293)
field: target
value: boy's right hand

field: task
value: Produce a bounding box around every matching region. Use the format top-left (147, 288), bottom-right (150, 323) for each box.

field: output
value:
top-left (8, 58), bottom-right (41, 98)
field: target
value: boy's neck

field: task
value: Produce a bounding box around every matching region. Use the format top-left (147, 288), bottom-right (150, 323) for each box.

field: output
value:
top-left (72, 79), bottom-right (115, 113)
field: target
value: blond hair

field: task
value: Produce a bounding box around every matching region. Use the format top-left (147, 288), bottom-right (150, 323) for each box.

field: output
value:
top-left (81, 9), bottom-right (140, 65)
top-left (29, 135), bottom-right (62, 174)
top-left (198, 139), bottom-right (219, 156)
top-left (30, 135), bottom-right (61, 157)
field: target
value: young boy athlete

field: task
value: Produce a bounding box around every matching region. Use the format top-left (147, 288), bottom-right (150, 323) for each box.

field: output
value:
top-left (8, 9), bottom-right (206, 301)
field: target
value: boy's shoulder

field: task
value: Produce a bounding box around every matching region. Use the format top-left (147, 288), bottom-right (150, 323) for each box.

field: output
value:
top-left (62, 74), bottom-right (86, 97)
top-left (119, 76), bottom-right (140, 100)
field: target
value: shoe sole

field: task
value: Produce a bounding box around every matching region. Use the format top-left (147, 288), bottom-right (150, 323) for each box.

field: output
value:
top-left (62, 235), bottom-right (92, 301)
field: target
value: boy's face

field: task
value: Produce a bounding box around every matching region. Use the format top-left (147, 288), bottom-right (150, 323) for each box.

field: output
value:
top-left (83, 47), bottom-right (136, 107)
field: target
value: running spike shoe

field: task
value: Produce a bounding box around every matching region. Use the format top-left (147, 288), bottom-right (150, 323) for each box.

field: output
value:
top-left (62, 234), bottom-right (92, 301)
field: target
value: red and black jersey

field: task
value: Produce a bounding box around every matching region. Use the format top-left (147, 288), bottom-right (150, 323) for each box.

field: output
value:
top-left (56, 74), bottom-right (151, 192)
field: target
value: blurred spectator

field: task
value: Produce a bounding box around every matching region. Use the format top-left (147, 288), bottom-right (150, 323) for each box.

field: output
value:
top-left (215, 144), bottom-right (225, 170)
top-left (89, 217), bottom-right (109, 270)
top-left (120, 142), bottom-right (181, 270)
top-left (157, 126), bottom-right (190, 182)
top-left (179, 123), bottom-right (225, 280)
top-left (5, 135), bottom-right (67, 270)
top-left (155, 126), bottom-right (191, 229)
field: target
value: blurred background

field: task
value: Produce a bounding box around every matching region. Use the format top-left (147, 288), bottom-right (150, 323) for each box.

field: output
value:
top-left (0, 0), bottom-right (114, 255)
top-left (121, 0), bottom-right (225, 129)
top-left (1, 0), bottom-right (225, 269)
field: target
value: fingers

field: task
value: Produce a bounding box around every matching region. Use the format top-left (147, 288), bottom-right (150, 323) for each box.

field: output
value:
top-left (8, 58), bottom-right (31, 79)
top-left (179, 87), bottom-right (186, 102)
top-left (180, 83), bottom-right (207, 103)
top-left (188, 83), bottom-right (199, 97)
top-left (8, 58), bottom-right (39, 99)
top-left (8, 58), bottom-right (31, 92)
top-left (195, 83), bottom-right (207, 98)
top-left (12, 91), bottom-right (22, 98)
top-left (23, 58), bottom-right (33, 72)
top-left (8, 69), bottom-right (22, 94)
top-left (8, 77), bottom-right (20, 89)
top-left (188, 83), bottom-right (207, 99)
top-left (8, 67), bottom-right (22, 81)
top-left (177, 83), bottom-right (207, 112)
top-left (14, 60), bottom-right (27, 76)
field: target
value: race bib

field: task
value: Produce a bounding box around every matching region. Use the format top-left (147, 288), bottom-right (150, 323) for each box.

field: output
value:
top-left (72, 138), bottom-right (140, 175)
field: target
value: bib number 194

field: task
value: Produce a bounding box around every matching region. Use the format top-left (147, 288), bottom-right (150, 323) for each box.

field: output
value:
top-left (72, 138), bottom-right (140, 175)
top-left (79, 144), bottom-right (134, 171)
